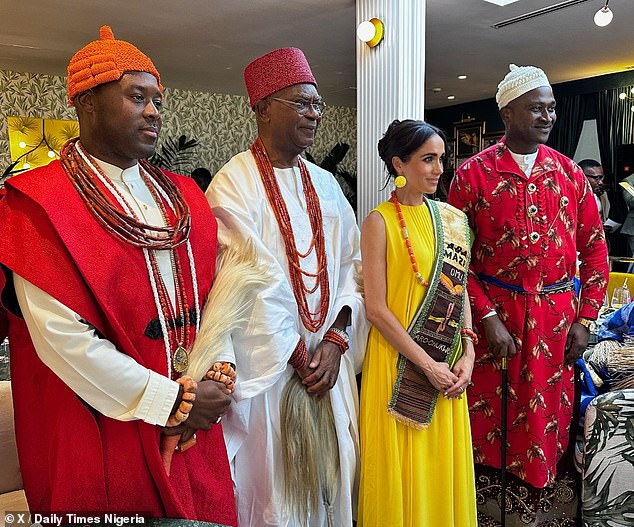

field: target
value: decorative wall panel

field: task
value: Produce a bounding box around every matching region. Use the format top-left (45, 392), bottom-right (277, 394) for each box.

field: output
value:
top-left (0, 70), bottom-right (356, 184)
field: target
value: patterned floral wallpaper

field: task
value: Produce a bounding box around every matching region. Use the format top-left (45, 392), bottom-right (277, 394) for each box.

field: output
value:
top-left (0, 69), bottom-right (357, 183)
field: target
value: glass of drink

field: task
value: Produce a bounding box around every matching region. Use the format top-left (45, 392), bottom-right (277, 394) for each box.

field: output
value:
top-left (611, 285), bottom-right (631, 309)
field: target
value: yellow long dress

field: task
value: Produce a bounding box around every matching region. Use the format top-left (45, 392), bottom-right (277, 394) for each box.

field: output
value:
top-left (358, 200), bottom-right (477, 527)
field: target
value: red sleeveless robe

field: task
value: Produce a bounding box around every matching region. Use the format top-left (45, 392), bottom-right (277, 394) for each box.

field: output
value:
top-left (0, 161), bottom-right (236, 525)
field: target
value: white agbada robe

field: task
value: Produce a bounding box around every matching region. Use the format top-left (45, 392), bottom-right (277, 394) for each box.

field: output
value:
top-left (207, 149), bottom-right (368, 527)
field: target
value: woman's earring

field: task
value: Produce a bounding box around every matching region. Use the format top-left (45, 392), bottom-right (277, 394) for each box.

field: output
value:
top-left (394, 175), bottom-right (407, 188)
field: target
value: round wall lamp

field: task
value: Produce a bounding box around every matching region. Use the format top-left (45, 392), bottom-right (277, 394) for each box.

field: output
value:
top-left (357, 18), bottom-right (384, 48)
top-left (594, 1), bottom-right (613, 27)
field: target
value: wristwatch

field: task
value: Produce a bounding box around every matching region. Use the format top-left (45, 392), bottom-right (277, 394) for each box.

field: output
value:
top-left (577, 318), bottom-right (597, 332)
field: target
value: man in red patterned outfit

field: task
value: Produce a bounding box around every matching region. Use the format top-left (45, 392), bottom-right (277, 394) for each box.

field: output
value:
top-left (448, 64), bottom-right (609, 526)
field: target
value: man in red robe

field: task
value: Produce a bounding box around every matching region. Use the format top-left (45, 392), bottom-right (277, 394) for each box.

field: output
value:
top-left (448, 64), bottom-right (609, 526)
top-left (0, 26), bottom-right (236, 525)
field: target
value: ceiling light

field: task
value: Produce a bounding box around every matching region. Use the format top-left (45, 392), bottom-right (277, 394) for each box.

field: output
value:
top-left (620, 87), bottom-right (634, 112)
top-left (447, 95), bottom-right (456, 100)
top-left (594, 1), bottom-right (613, 27)
top-left (483, 0), bottom-right (521, 5)
top-left (432, 87), bottom-right (442, 93)
top-left (619, 88), bottom-right (634, 100)
top-left (357, 18), bottom-right (384, 48)
top-left (458, 75), bottom-right (467, 80)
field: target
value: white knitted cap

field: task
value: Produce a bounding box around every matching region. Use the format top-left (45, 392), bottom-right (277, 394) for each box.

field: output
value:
top-left (496, 64), bottom-right (551, 109)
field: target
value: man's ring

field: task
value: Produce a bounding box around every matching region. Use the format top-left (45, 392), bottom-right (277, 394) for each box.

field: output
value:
top-left (215, 416), bottom-right (222, 424)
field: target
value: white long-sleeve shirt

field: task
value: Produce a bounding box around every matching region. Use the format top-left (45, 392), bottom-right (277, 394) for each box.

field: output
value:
top-left (13, 157), bottom-right (179, 425)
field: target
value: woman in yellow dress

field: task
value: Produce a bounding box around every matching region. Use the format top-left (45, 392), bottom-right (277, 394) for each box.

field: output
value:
top-left (358, 119), bottom-right (477, 526)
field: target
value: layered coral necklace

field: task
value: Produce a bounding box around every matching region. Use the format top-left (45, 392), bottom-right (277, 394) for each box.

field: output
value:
top-left (251, 137), bottom-right (330, 332)
top-left (61, 138), bottom-right (200, 377)
top-left (391, 190), bottom-right (429, 287)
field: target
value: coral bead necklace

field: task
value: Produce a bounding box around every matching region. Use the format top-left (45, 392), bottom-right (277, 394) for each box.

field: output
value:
top-left (391, 190), bottom-right (429, 287)
top-left (63, 138), bottom-right (199, 378)
top-left (250, 137), bottom-right (330, 332)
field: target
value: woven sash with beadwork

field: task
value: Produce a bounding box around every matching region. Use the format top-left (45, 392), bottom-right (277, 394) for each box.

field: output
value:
top-left (388, 200), bottom-right (471, 429)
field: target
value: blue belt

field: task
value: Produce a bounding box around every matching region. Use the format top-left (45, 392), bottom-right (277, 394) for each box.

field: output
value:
top-left (478, 274), bottom-right (575, 295)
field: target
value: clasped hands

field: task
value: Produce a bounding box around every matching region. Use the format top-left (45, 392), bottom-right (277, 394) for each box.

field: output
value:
top-left (162, 376), bottom-right (233, 444)
top-left (425, 350), bottom-right (474, 399)
top-left (295, 340), bottom-right (342, 399)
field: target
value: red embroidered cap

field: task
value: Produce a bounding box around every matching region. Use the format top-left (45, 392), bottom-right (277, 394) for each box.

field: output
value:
top-left (244, 47), bottom-right (317, 109)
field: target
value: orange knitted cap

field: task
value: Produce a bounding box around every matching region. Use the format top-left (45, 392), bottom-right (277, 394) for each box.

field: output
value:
top-left (67, 25), bottom-right (162, 106)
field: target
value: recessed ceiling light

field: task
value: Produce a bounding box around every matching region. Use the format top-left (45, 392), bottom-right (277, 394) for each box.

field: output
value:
top-left (447, 95), bottom-right (456, 100)
top-left (458, 75), bottom-right (467, 80)
top-left (484, 0), bottom-right (520, 5)
top-left (432, 87), bottom-right (442, 93)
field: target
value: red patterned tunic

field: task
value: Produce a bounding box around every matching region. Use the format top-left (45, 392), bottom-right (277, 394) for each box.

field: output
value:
top-left (448, 140), bottom-right (609, 488)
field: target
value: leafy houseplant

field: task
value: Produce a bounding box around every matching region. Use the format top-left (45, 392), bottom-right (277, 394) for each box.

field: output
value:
top-left (149, 134), bottom-right (199, 173)
top-left (306, 142), bottom-right (357, 213)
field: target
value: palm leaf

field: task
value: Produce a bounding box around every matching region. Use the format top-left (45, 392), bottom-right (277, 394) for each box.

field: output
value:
top-left (150, 134), bottom-right (199, 171)
top-left (583, 459), bottom-right (616, 513)
top-left (320, 142), bottom-right (349, 174)
top-left (305, 142), bottom-right (356, 211)
top-left (583, 392), bottom-right (634, 526)
top-left (583, 489), bottom-right (634, 526)
top-left (588, 393), bottom-right (624, 454)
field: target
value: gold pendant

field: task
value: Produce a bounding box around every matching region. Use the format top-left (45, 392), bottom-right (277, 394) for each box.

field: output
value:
top-left (173, 345), bottom-right (189, 373)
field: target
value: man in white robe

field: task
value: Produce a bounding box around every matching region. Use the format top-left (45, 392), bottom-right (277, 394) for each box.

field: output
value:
top-left (206, 47), bottom-right (367, 527)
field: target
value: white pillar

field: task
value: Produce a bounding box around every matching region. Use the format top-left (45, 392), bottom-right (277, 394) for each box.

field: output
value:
top-left (356, 0), bottom-right (426, 222)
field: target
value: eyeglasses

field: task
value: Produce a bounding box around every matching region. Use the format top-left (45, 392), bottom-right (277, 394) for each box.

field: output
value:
top-left (586, 175), bottom-right (604, 181)
top-left (270, 97), bottom-right (326, 116)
